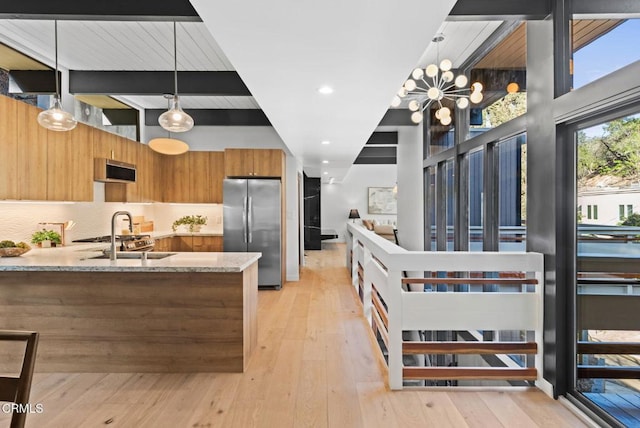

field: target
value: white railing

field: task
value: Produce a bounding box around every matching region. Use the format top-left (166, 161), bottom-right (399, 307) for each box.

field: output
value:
top-left (346, 223), bottom-right (551, 395)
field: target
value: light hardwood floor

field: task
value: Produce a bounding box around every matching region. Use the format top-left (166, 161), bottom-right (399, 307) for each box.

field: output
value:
top-left (2, 243), bottom-right (588, 427)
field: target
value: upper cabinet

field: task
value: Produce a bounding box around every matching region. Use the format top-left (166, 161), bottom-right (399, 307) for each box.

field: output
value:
top-left (224, 149), bottom-right (284, 178)
top-left (161, 151), bottom-right (224, 204)
top-left (0, 96), bottom-right (93, 201)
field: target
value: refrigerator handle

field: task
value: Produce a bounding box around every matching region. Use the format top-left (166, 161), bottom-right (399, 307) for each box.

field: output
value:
top-left (247, 196), bottom-right (253, 243)
top-left (242, 197), bottom-right (248, 243)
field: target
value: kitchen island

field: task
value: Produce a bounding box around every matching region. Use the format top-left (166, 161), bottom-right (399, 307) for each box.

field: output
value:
top-left (0, 247), bottom-right (260, 373)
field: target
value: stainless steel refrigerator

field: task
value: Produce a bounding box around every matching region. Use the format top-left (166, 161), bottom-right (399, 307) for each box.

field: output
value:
top-left (223, 179), bottom-right (282, 289)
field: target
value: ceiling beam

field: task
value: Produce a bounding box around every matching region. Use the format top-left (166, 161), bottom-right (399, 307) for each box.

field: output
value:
top-left (0, 0), bottom-right (200, 21)
top-left (378, 110), bottom-right (417, 126)
top-left (9, 70), bottom-right (57, 93)
top-left (145, 109), bottom-right (270, 126)
top-left (573, 0), bottom-right (640, 15)
top-left (449, 0), bottom-right (550, 20)
top-left (366, 131), bottom-right (398, 145)
top-left (69, 71), bottom-right (250, 96)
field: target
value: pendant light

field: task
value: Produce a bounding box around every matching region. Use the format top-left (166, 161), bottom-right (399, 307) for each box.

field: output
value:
top-left (149, 95), bottom-right (190, 155)
top-left (158, 21), bottom-right (194, 133)
top-left (37, 20), bottom-right (77, 132)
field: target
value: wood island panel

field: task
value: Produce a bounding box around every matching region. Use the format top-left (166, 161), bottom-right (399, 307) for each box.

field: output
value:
top-left (0, 263), bottom-right (258, 373)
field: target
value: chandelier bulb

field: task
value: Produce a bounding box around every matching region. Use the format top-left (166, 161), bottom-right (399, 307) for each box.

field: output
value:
top-left (408, 100), bottom-right (421, 112)
top-left (442, 71), bottom-right (454, 83)
top-left (425, 64), bottom-right (438, 78)
top-left (470, 91), bottom-right (484, 104)
top-left (439, 59), bottom-right (452, 72)
top-left (397, 87), bottom-right (407, 97)
top-left (440, 115), bottom-right (452, 126)
top-left (472, 82), bottom-right (483, 92)
top-left (404, 79), bottom-right (417, 91)
top-left (439, 107), bottom-right (451, 118)
top-left (456, 98), bottom-right (469, 109)
top-left (410, 111), bottom-right (423, 123)
top-left (412, 68), bottom-right (424, 80)
top-left (427, 87), bottom-right (442, 100)
top-left (506, 82), bottom-right (519, 93)
top-left (454, 75), bottom-right (468, 88)
top-left (391, 95), bottom-right (402, 107)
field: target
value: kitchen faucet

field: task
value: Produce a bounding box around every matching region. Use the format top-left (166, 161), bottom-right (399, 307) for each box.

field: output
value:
top-left (111, 211), bottom-right (133, 261)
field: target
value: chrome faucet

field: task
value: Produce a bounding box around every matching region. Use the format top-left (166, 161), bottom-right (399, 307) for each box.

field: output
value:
top-left (110, 211), bottom-right (133, 261)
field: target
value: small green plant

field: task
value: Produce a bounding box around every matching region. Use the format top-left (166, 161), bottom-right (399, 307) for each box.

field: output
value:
top-left (172, 215), bottom-right (208, 232)
top-left (0, 240), bottom-right (29, 249)
top-left (31, 229), bottom-right (62, 245)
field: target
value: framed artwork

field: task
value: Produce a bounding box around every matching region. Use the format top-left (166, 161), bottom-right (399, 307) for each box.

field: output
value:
top-left (368, 187), bottom-right (397, 214)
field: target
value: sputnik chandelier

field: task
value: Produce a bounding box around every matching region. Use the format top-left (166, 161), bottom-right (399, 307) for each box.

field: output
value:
top-left (391, 34), bottom-right (483, 125)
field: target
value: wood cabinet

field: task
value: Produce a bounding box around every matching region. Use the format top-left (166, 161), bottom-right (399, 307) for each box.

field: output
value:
top-left (154, 235), bottom-right (223, 252)
top-left (46, 122), bottom-right (94, 201)
top-left (192, 235), bottom-right (223, 252)
top-left (0, 95), bottom-right (93, 202)
top-left (224, 149), bottom-right (284, 178)
top-left (0, 96), bottom-right (18, 199)
top-left (153, 237), bottom-right (173, 252)
top-left (161, 151), bottom-right (224, 203)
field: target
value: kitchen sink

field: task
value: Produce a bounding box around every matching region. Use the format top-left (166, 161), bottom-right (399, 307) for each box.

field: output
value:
top-left (89, 252), bottom-right (176, 260)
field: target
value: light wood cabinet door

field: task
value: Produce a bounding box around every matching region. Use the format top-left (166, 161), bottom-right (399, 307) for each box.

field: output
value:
top-left (224, 149), bottom-right (254, 177)
top-left (224, 148), bottom-right (283, 178)
top-left (153, 237), bottom-right (172, 252)
top-left (210, 151), bottom-right (225, 203)
top-left (162, 153), bottom-right (190, 202)
top-left (47, 122), bottom-right (94, 201)
top-left (189, 152), bottom-right (212, 203)
top-left (93, 129), bottom-right (118, 160)
top-left (16, 102), bottom-right (48, 200)
top-left (0, 96), bottom-right (18, 199)
top-left (253, 149), bottom-right (284, 177)
top-left (173, 236), bottom-right (193, 251)
top-left (192, 236), bottom-right (223, 252)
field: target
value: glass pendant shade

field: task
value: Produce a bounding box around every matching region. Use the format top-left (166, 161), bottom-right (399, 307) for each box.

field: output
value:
top-left (148, 136), bottom-right (189, 155)
top-left (37, 96), bottom-right (77, 132)
top-left (158, 96), bottom-right (194, 132)
top-left (37, 20), bottom-right (76, 132)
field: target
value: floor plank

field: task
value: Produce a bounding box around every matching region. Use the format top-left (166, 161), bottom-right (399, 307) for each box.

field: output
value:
top-left (10, 243), bottom-right (588, 427)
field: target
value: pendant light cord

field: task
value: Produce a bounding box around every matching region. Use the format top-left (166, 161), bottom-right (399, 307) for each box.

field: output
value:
top-left (54, 20), bottom-right (60, 100)
top-left (173, 21), bottom-right (178, 97)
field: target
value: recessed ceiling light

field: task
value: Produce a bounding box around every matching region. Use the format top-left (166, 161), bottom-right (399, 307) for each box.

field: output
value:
top-left (322, 160), bottom-right (329, 164)
top-left (323, 171), bottom-right (328, 175)
top-left (321, 140), bottom-right (331, 145)
top-left (318, 86), bottom-right (334, 95)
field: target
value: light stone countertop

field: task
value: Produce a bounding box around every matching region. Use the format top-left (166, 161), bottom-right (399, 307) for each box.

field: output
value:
top-left (0, 242), bottom-right (260, 273)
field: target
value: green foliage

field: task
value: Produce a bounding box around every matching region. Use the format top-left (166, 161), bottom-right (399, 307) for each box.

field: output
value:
top-left (172, 215), bottom-right (208, 232)
top-left (30, 229), bottom-right (62, 244)
top-left (620, 213), bottom-right (640, 226)
top-left (577, 117), bottom-right (640, 183)
top-left (483, 93), bottom-right (527, 128)
top-left (0, 240), bottom-right (16, 248)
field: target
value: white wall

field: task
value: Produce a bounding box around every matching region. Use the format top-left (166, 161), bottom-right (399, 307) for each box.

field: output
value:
top-left (321, 164), bottom-right (397, 243)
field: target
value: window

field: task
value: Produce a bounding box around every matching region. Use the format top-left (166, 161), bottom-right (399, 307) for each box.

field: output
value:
top-left (619, 205), bottom-right (625, 220)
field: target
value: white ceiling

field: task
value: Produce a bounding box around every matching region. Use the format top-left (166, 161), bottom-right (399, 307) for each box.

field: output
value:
top-left (0, 12), bottom-right (503, 181)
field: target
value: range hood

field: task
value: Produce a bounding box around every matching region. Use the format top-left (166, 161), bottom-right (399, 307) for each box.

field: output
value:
top-left (94, 158), bottom-right (136, 183)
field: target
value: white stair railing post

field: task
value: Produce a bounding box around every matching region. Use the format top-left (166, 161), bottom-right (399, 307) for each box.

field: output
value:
top-left (387, 268), bottom-right (403, 390)
top-left (361, 246), bottom-right (373, 324)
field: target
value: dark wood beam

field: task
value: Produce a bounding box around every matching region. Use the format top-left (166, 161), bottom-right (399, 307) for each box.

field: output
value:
top-left (145, 109), bottom-right (271, 126)
top-left (573, 0), bottom-right (640, 15)
top-left (69, 71), bottom-right (250, 96)
top-left (0, 0), bottom-right (200, 21)
top-left (366, 131), bottom-right (398, 145)
top-left (449, 0), bottom-right (551, 20)
top-left (378, 109), bottom-right (417, 126)
top-left (9, 70), bottom-right (57, 94)
top-left (103, 109), bottom-right (139, 126)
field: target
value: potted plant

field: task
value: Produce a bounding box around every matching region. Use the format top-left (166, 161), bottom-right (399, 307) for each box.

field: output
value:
top-left (0, 240), bottom-right (31, 257)
top-left (31, 229), bottom-right (62, 248)
top-left (172, 215), bottom-right (208, 233)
